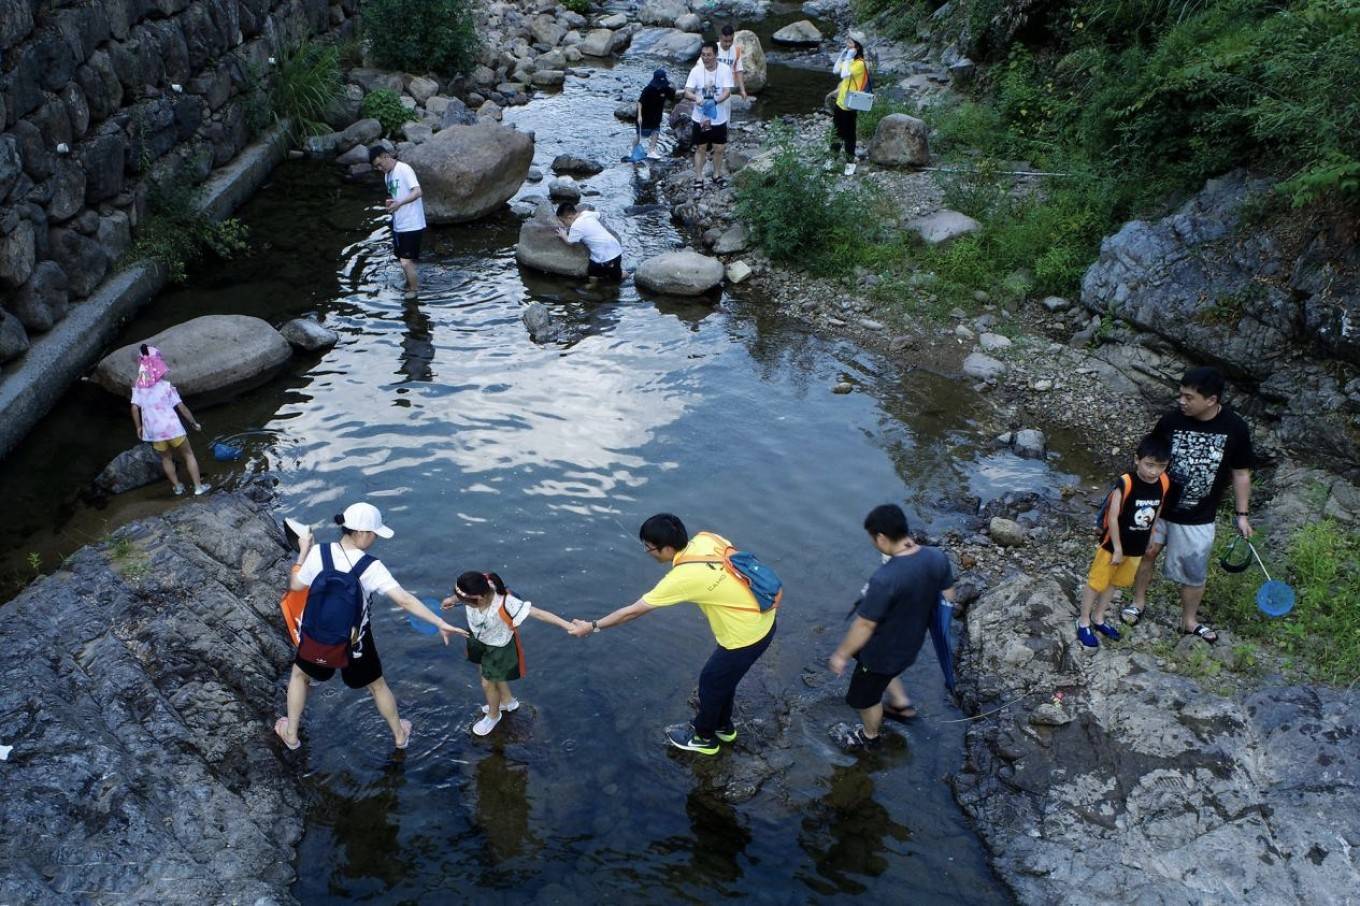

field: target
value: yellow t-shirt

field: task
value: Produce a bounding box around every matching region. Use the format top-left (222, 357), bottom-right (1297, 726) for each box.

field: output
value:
top-left (642, 533), bottom-right (777, 650)
top-left (836, 59), bottom-right (868, 110)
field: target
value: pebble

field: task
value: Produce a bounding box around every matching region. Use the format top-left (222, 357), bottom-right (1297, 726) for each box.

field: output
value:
top-left (833, 382), bottom-right (854, 394)
top-left (859, 318), bottom-right (886, 331)
top-left (1033, 379), bottom-right (1054, 391)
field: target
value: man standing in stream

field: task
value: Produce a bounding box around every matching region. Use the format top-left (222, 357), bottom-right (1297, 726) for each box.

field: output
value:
top-left (683, 42), bottom-right (735, 191)
top-left (569, 514), bottom-right (777, 756)
top-left (369, 146), bottom-right (426, 296)
top-left (1123, 366), bottom-right (1255, 644)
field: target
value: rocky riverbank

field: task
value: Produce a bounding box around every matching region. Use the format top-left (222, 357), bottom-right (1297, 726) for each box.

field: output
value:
top-left (0, 490), bottom-right (301, 905)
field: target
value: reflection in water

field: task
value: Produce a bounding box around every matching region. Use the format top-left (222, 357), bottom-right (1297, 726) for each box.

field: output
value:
top-left (399, 298), bottom-right (435, 383)
top-left (646, 785), bottom-right (754, 892)
top-left (797, 764), bottom-right (913, 896)
top-left (474, 751), bottom-right (538, 864)
top-left (319, 762), bottom-right (414, 896)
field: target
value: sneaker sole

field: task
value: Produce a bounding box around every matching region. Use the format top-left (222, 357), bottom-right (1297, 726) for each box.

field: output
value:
top-left (715, 732), bottom-right (737, 743)
top-left (667, 737), bottom-right (719, 756)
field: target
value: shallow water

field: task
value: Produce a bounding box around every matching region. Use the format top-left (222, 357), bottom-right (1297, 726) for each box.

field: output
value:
top-left (0, 20), bottom-right (1090, 903)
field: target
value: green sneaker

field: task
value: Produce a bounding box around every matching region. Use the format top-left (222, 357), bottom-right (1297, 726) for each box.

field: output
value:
top-left (666, 724), bottom-right (719, 755)
top-left (715, 725), bottom-right (737, 743)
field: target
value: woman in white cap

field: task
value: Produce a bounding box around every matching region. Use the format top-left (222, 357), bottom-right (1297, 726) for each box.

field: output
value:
top-left (273, 502), bottom-right (465, 751)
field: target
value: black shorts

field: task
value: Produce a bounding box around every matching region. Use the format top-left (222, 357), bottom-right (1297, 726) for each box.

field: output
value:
top-left (587, 254), bottom-right (623, 281)
top-left (690, 121), bottom-right (728, 148)
top-left (845, 663), bottom-right (898, 710)
top-left (295, 634), bottom-right (384, 689)
top-left (393, 228), bottom-right (423, 262)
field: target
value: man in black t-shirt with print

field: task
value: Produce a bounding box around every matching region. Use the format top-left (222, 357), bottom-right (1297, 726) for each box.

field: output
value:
top-left (1124, 367), bottom-right (1254, 644)
top-left (830, 504), bottom-right (955, 750)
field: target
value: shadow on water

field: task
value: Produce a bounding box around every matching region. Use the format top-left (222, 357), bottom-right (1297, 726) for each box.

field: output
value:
top-left (0, 19), bottom-right (1087, 903)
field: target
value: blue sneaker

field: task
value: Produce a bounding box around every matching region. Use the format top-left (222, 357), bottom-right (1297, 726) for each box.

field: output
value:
top-left (666, 724), bottom-right (719, 755)
top-left (1094, 621), bottom-right (1122, 642)
top-left (1076, 623), bottom-right (1099, 648)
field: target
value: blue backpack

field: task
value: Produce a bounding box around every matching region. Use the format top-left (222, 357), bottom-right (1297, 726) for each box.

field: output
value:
top-left (675, 532), bottom-right (784, 612)
top-left (297, 544), bottom-right (373, 668)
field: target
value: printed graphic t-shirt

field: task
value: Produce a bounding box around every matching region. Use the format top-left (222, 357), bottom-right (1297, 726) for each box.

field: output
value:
top-left (685, 62), bottom-right (735, 125)
top-left (643, 533), bottom-right (776, 650)
top-left (1101, 472), bottom-right (1172, 557)
top-left (855, 546), bottom-right (954, 676)
top-left (296, 543), bottom-right (400, 656)
top-left (131, 380), bottom-right (184, 442)
top-left (385, 161), bottom-right (426, 233)
top-left (465, 593), bottom-right (532, 648)
top-left (1153, 406), bottom-right (1253, 525)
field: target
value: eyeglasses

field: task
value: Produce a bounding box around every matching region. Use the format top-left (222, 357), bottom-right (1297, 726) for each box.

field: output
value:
top-left (643, 543), bottom-right (660, 553)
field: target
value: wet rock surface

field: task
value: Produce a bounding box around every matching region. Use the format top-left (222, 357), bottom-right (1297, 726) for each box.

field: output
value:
top-left (93, 314), bottom-right (293, 399)
top-left (0, 491), bottom-right (301, 906)
top-left (953, 575), bottom-right (1360, 906)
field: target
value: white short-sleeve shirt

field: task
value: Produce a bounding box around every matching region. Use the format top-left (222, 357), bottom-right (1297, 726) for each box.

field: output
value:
top-left (685, 61), bottom-right (735, 126)
top-left (465, 593), bottom-right (532, 648)
top-left (567, 211), bottom-right (624, 263)
top-left (385, 161), bottom-right (426, 233)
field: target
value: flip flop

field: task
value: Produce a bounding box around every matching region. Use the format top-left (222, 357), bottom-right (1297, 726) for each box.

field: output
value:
top-left (395, 718), bottom-right (412, 750)
top-left (1185, 624), bottom-right (1218, 645)
top-left (883, 703), bottom-right (918, 723)
top-left (273, 717), bottom-right (300, 751)
top-left (1120, 605), bottom-right (1144, 626)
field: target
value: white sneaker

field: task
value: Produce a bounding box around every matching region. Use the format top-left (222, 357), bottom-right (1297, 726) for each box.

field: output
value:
top-left (647, 150), bottom-right (661, 160)
top-left (472, 712), bottom-right (502, 736)
top-left (843, 163), bottom-right (857, 176)
top-left (480, 698), bottom-right (520, 715)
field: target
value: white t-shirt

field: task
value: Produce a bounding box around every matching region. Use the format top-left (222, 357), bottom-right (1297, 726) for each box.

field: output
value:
top-left (464, 593), bottom-right (532, 648)
top-left (297, 542), bottom-right (400, 655)
top-left (567, 211), bottom-right (623, 263)
top-left (716, 42), bottom-right (744, 74)
top-left (385, 161), bottom-right (426, 233)
top-left (685, 61), bottom-right (735, 126)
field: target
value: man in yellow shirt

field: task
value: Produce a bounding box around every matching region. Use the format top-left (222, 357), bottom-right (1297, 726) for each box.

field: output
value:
top-left (570, 513), bottom-right (777, 755)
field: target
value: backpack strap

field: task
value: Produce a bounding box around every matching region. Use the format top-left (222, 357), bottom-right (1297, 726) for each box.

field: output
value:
top-left (320, 543), bottom-right (333, 572)
top-left (351, 554), bottom-right (375, 580)
top-left (1101, 473), bottom-right (1135, 540)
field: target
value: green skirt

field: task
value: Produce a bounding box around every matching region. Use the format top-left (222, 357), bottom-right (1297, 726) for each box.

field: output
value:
top-left (467, 635), bottom-right (523, 682)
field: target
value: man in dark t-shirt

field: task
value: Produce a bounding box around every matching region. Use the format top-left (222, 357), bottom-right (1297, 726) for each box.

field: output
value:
top-left (1125, 367), bottom-right (1254, 644)
top-left (830, 504), bottom-right (955, 750)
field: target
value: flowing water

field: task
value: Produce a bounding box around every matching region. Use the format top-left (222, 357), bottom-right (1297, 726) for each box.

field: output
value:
top-left (0, 10), bottom-right (1092, 902)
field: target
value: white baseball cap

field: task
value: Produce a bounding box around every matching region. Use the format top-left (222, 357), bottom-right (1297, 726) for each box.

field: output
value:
top-left (342, 502), bottom-right (394, 538)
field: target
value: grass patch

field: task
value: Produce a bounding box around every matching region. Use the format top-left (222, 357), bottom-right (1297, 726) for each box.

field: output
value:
top-left (272, 40), bottom-right (343, 140)
top-left (360, 89), bottom-right (414, 138)
top-left (127, 182), bottom-right (249, 283)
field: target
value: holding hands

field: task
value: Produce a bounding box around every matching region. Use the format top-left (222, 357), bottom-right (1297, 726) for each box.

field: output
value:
top-left (568, 618), bottom-right (594, 638)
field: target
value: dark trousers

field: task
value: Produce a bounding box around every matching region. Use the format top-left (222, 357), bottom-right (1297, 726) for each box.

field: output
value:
top-left (832, 106), bottom-right (857, 162)
top-left (693, 622), bottom-right (776, 739)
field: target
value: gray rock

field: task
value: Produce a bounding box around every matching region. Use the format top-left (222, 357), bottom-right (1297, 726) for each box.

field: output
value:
top-left (636, 249), bottom-right (725, 296)
top-left (96, 211), bottom-right (132, 264)
top-left (0, 307), bottom-right (30, 364)
top-left (547, 176), bottom-right (581, 202)
top-left (516, 206), bottom-right (589, 278)
top-left (987, 517), bottom-right (1026, 546)
top-left (962, 351), bottom-right (1006, 381)
top-left (726, 260), bottom-right (753, 284)
top-left (801, 0), bottom-right (846, 15)
top-left (581, 28), bottom-right (616, 57)
top-left (614, 101), bottom-right (639, 121)
top-left (1040, 295), bottom-right (1070, 312)
top-left (712, 223), bottom-right (749, 254)
top-left (335, 142), bottom-right (376, 167)
top-left (732, 30), bottom-right (767, 94)
top-left (407, 75), bottom-right (439, 104)
top-left (530, 13), bottom-right (567, 46)
top-left (476, 100), bottom-right (503, 121)
top-left (401, 122), bottom-right (434, 144)
top-left (402, 122), bottom-right (533, 223)
top-left (46, 227), bottom-right (107, 298)
top-left (1011, 428), bottom-right (1046, 459)
top-left (79, 124), bottom-right (127, 203)
top-left (279, 318), bottom-right (339, 352)
top-left (531, 69), bottom-right (566, 88)
top-left (522, 301), bottom-right (563, 342)
top-left (0, 493), bottom-right (303, 905)
top-left (0, 218), bottom-right (36, 289)
top-left (93, 443), bottom-right (166, 494)
top-left (907, 210), bottom-right (981, 246)
top-left (93, 315), bottom-right (292, 399)
top-left (43, 159), bottom-right (86, 222)
top-left (597, 12), bottom-right (629, 29)
top-left (339, 117), bottom-right (383, 150)
top-left (439, 96), bottom-right (477, 129)
top-left (348, 68), bottom-right (406, 95)
top-left (639, 0), bottom-right (689, 26)
top-left (869, 114), bottom-right (930, 168)
top-left (11, 261), bottom-right (69, 332)
top-left (979, 331), bottom-right (1012, 351)
top-left (625, 27), bottom-right (702, 62)
top-left (0, 135), bottom-right (21, 201)
top-left (551, 153), bottom-right (604, 176)
top-left (676, 12), bottom-right (703, 32)
top-left (304, 131), bottom-right (344, 158)
top-left (771, 19), bottom-right (822, 45)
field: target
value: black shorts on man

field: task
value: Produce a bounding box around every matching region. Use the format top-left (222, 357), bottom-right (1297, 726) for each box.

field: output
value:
top-left (845, 663), bottom-right (898, 709)
top-left (588, 254), bottom-right (623, 281)
top-left (393, 228), bottom-right (423, 262)
top-left (690, 122), bottom-right (728, 148)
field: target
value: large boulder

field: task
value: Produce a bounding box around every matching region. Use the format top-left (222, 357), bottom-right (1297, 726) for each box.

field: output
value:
top-left (516, 207), bottom-right (589, 278)
top-left (636, 249), bottom-right (724, 296)
top-left (551, 153), bottom-right (603, 176)
top-left (11, 261), bottom-right (69, 332)
top-left (0, 308), bottom-right (29, 364)
top-left (279, 318), bottom-right (338, 352)
top-left (401, 122), bottom-right (533, 224)
top-left (626, 27), bottom-right (702, 62)
top-left (94, 443), bottom-right (166, 494)
top-left (639, 0), bottom-right (689, 26)
top-left (93, 315), bottom-right (292, 399)
top-left (771, 20), bottom-right (822, 45)
top-left (869, 113), bottom-right (929, 167)
top-left (733, 30), bottom-right (767, 94)
top-left (908, 210), bottom-right (981, 246)
top-left (580, 28), bottom-right (615, 57)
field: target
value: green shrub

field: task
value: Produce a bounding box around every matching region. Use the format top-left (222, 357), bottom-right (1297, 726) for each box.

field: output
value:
top-left (363, 0), bottom-right (479, 76)
top-left (128, 183), bottom-right (249, 283)
top-left (361, 89), bottom-right (414, 138)
top-left (561, 0), bottom-right (591, 12)
top-left (272, 41), bottom-right (343, 139)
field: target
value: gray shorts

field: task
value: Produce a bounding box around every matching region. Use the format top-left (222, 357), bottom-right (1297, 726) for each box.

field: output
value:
top-left (1152, 520), bottom-right (1215, 587)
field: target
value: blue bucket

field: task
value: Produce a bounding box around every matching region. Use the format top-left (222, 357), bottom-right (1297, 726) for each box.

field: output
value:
top-left (211, 440), bottom-right (244, 461)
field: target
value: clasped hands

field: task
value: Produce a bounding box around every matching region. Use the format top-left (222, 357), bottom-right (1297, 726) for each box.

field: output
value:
top-left (567, 618), bottom-right (594, 638)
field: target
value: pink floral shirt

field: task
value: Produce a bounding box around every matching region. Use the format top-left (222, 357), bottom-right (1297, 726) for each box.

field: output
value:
top-left (131, 380), bottom-right (185, 442)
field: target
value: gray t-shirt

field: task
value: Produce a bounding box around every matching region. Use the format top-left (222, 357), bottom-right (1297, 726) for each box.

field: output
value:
top-left (856, 546), bottom-right (954, 675)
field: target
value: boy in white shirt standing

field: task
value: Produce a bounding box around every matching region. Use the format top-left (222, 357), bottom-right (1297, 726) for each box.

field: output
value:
top-left (368, 146), bottom-right (426, 296)
top-left (683, 42), bottom-right (735, 191)
top-left (716, 25), bottom-right (748, 101)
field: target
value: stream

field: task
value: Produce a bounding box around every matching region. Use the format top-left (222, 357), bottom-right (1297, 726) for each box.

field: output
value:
top-left (0, 8), bottom-right (1086, 901)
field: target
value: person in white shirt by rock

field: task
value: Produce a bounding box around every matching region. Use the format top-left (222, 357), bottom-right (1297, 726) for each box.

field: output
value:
top-left (368, 146), bottom-right (426, 296)
top-left (556, 202), bottom-right (624, 285)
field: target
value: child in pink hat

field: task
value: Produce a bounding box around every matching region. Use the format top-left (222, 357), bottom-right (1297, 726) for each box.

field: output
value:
top-left (129, 344), bottom-right (209, 496)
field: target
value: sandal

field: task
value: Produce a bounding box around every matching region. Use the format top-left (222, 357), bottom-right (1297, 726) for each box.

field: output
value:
top-left (1185, 624), bottom-right (1218, 645)
top-left (691, 180), bottom-right (704, 192)
top-left (883, 703), bottom-right (918, 723)
top-left (273, 717), bottom-right (300, 751)
top-left (1120, 605), bottom-right (1144, 626)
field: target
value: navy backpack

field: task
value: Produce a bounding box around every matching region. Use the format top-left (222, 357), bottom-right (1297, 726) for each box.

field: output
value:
top-left (297, 544), bottom-right (373, 668)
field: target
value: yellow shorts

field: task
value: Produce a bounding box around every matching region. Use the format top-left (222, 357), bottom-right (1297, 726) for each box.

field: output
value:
top-left (1087, 547), bottom-right (1140, 592)
top-left (152, 435), bottom-right (187, 452)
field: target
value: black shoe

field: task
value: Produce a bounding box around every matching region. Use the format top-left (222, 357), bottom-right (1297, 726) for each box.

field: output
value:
top-left (666, 723), bottom-right (719, 755)
top-left (836, 725), bottom-right (881, 752)
top-left (715, 724), bottom-right (737, 743)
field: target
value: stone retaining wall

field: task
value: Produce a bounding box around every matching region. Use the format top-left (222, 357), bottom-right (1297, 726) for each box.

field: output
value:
top-left (0, 0), bottom-right (358, 372)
